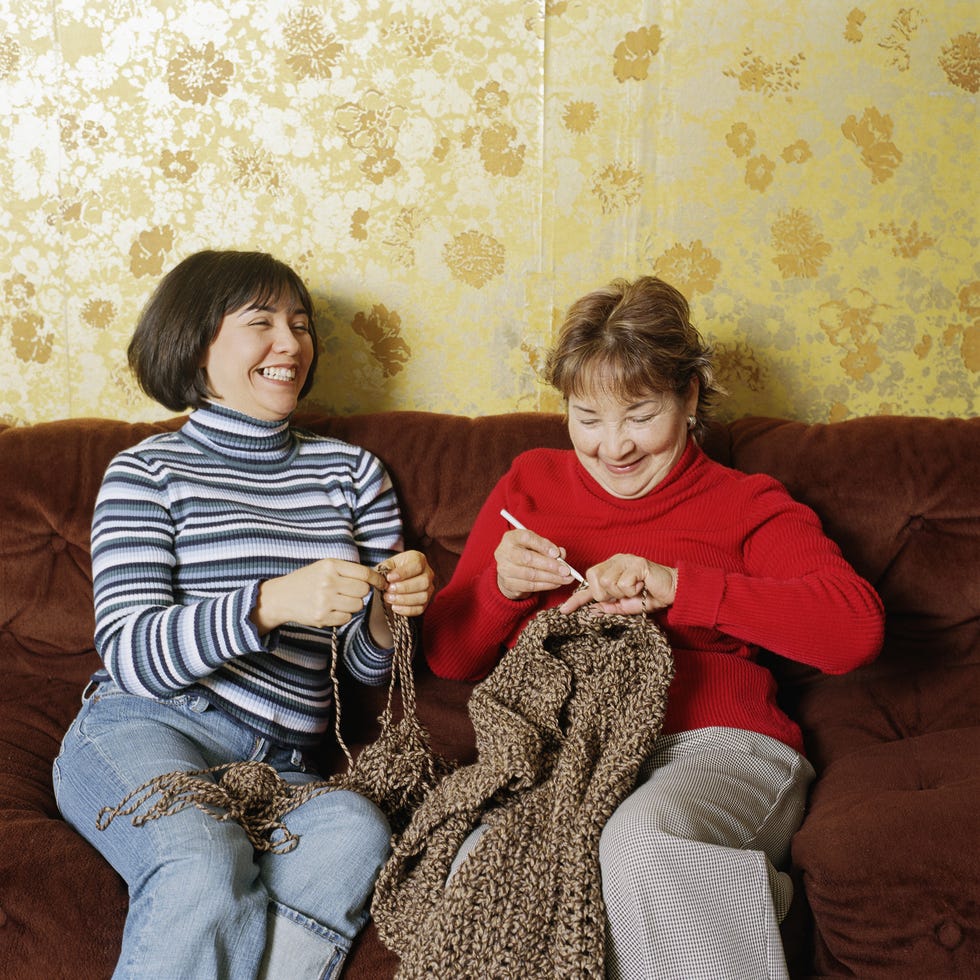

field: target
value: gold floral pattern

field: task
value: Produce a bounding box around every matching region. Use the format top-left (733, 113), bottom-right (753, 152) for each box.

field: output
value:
top-left (724, 48), bottom-right (805, 99)
top-left (714, 340), bottom-right (769, 392)
top-left (58, 115), bottom-right (81, 152)
top-left (0, 0), bottom-right (975, 425)
top-left (841, 106), bottom-right (903, 183)
top-left (4, 273), bottom-right (35, 307)
top-left (745, 154), bottom-right (776, 192)
top-left (844, 9), bottom-right (866, 44)
top-left (81, 299), bottom-right (115, 330)
top-left (13, 313), bottom-right (51, 364)
top-left (725, 122), bottom-right (756, 158)
top-left (383, 209), bottom-right (426, 268)
top-left (878, 8), bottom-right (925, 71)
top-left (0, 33), bottom-right (20, 78)
top-left (351, 305), bottom-right (412, 378)
top-left (652, 241), bottom-right (721, 297)
top-left (167, 42), bottom-right (233, 106)
top-left (129, 227), bottom-right (176, 279)
top-left (232, 149), bottom-right (284, 196)
top-left (960, 281), bottom-right (980, 320)
top-left (819, 289), bottom-right (890, 382)
top-left (480, 121), bottom-right (527, 176)
top-left (781, 140), bottom-right (812, 164)
top-left (771, 210), bottom-right (833, 279)
top-left (444, 231), bottom-right (505, 288)
top-left (350, 209), bottom-right (369, 242)
top-left (381, 17), bottom-right (451, 62)
top-left (161, 150), bottom-right (198, 183)
top-left (563, 101), bottom-right (598, 133)
top-left (591, 162), bottom-right (643, 213)
top-left (939, 32), bottom-right (980, 92)
top-left (871, 220), bottom-right (936, 258)
top-left (613, 26), bottom-right (663, 83)
top-left (335, 91), bottom-right (406, 185)
top-left (283, 8), bottom-right (344, 80)
top-left (470, 82), bottom-right (528, 177)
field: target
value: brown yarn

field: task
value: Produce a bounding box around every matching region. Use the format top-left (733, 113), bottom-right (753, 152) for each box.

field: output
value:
top-left (370, 605), bottom-right (675, 979)
top-left (95, 758), bottom-right (336, 854)
top-left (97, 567), bottom-right (448, 852)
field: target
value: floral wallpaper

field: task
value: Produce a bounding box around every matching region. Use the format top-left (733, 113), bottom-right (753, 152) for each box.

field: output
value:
top-left (0, 0), bottom-right (977, 426)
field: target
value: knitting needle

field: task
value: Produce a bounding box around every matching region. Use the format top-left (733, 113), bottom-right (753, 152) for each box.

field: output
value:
top-left (499, 509), bottom-right (588, 585)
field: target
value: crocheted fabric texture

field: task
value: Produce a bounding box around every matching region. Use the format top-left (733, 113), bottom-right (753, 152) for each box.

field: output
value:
top-left (372, 606), bottom-right (675, 979)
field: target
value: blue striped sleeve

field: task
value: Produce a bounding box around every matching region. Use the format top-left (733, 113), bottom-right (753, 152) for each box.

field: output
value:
top-left (91, 451), bottom-right (267, 696)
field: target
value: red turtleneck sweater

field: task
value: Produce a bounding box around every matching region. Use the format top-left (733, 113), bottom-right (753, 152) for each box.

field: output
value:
top-left (423, 440), bottom-right (884, 754)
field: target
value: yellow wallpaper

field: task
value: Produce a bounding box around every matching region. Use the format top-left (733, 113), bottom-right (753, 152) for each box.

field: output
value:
top-left (1, 1), bottom-right (977, 426)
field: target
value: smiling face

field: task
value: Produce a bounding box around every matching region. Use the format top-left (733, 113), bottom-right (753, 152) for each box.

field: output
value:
top-left (201, 293), bottom-right (315, 421)
top-left (567, 374), bottom-right (699, 499)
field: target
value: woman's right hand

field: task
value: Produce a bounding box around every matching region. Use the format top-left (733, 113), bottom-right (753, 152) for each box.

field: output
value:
top-left (494, 527), bottom-right (576, 600)
top-left (250, 558), bottom-right (388, 635)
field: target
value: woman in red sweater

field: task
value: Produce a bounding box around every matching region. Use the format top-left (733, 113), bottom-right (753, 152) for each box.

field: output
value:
top-left (423, 276), bottom-right (884, 979)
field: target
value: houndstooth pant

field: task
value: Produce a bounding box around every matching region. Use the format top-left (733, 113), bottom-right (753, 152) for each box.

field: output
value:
top-left (600, 726), bottom-right (815, 980)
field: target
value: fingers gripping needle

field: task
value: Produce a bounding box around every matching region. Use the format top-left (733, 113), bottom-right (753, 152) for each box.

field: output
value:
top-left (499, 509), bottom-right (587, 585)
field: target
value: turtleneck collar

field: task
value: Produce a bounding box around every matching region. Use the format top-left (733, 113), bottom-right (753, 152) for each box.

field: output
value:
top-left (179, 402), bottom-right (297, 466)
top-left (571, 435), bottom-right (703, 507)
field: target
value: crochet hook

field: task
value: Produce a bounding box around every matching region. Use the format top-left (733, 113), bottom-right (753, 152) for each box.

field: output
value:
top-left (499, 509), bottom-right (588, 585)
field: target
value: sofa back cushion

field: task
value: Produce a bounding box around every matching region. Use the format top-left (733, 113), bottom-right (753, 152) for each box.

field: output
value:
top-left (725, 415), bottom-right (980, 768)
top-left (0, 418), bottom-right (182, 683)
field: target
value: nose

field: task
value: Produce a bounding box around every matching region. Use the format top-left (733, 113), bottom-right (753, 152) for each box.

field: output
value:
top-left (601, 425), bottom-right (634, 460)
top-left (271, 320), bottom-right (302, 353)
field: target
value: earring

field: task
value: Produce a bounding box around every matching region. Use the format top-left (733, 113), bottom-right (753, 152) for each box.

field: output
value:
top-left (687, 415), bottom-right (697, 429)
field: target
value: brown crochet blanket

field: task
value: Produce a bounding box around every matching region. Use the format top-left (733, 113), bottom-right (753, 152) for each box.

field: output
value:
top-left (372, 606), bottom-right (675, 979)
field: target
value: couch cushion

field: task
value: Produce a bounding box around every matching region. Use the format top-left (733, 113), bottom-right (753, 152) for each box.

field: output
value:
top-left (0, 417), bottom-right (183, 680)
top-left (727, 415), bottom-right (980, 768)
top-left (792, 727), bottom-right (980, 977)
top-left (0, 672), bottom-right (126, 975)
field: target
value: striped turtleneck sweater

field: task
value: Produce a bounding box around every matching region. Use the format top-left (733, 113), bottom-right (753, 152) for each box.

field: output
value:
top-left (90, 402), bottom-right (403, 747)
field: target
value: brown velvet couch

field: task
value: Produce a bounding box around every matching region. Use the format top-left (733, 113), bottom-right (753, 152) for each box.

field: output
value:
top-left (1, 409), bottom-right (978, 978)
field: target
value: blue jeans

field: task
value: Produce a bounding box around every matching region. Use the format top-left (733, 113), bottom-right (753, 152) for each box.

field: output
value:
top-left (52, 679), bottom-right (391, 980)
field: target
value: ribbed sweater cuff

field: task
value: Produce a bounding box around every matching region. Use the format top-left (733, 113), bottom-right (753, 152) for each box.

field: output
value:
top-left (668, 562), bottom-right (726, 629)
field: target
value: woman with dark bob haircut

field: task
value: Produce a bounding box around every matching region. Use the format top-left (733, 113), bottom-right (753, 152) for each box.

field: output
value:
top-left (424, 275), bottom-right (884, 978)
top-left (53, 249), bottom-right (435, 979)
top-left (127, 249), bottom-right (320, 411)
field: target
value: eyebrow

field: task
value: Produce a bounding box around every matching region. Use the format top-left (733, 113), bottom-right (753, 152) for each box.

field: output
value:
top-left (243, 302), bottom-right (308, 317)
top-left (569, 397), bottom-right (661, 413)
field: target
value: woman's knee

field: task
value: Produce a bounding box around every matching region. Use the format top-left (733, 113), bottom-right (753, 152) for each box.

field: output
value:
top-left (259, 789), bottom-right (391, 930)
top-left (290, 788), bottom-right (391, 861)
top-left (600, 793), bottom-right (719, 883)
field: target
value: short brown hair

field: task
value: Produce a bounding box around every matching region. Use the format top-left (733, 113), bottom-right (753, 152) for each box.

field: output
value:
top-left (543, 276), bottom-right (721, 442)
top-left (128, 250), bottom-right (319, 412)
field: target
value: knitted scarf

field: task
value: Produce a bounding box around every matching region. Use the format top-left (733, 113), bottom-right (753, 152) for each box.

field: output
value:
top-left (371, 605), bottom-right (675, 979)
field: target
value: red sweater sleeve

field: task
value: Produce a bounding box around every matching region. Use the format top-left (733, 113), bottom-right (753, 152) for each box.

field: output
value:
top-left (667, 478), bottom-right (884, 674)
top-left (423, 479), bottom-right (539, 681)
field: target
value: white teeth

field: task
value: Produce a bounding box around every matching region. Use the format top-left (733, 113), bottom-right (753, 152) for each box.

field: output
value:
top-left (261, 367), bottom-right (295, 381)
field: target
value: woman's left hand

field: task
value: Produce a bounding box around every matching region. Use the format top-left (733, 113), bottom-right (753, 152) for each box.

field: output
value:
top-left (379, 550), bottom-right (436, 617)
top-left (559, 553), bottom-right (677, 615)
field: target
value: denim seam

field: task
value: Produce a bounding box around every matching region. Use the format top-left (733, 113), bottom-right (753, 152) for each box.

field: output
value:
top-left (268, 899), bottom-right (352, 951)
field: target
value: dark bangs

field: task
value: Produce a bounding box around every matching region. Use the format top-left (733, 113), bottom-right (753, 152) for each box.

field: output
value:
top-left (216, 253), bottom-right (315, 325)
